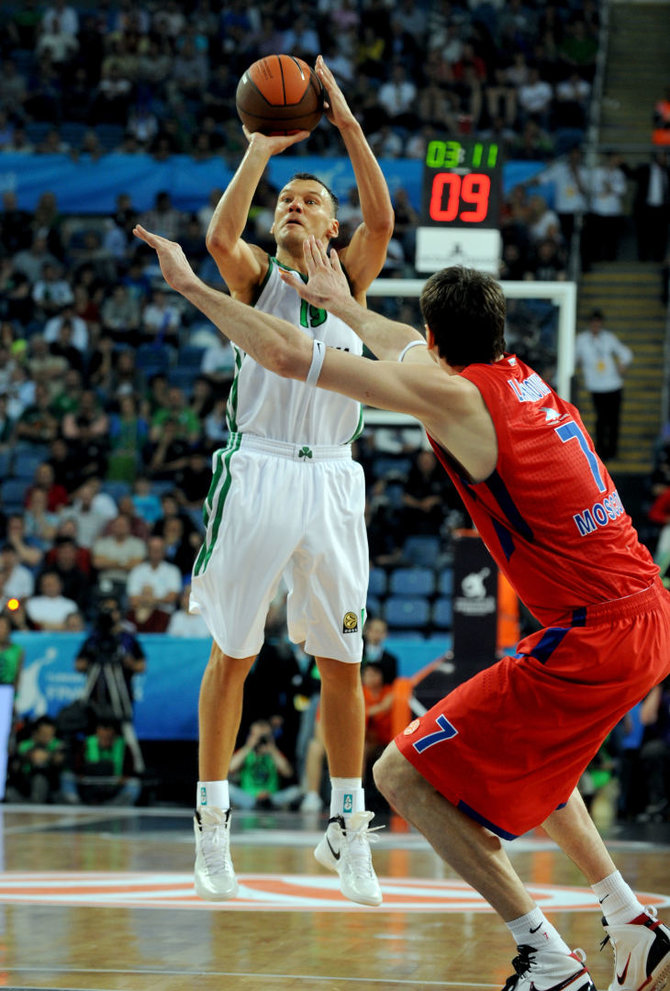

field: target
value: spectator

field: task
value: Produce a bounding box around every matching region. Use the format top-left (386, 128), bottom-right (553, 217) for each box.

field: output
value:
top-left (31, 261), bottom-right (74, 319)
top-left (167, 584), bottom-right (211, 637)
top-left (10, 716), bottom-right (65, 803)
top-left (61, 389), bottom-right (109, 479)
top-left (517, 66), bottom-right (554, 130)
top-left (362, 616), bottom-right (399, 686)
top-left (0, 543), bottom-right (35, 602)
top-left (59, 479), bottom-right (116, 549)
top-left (137, 191), bottom-right (184, 241)
top-left (126, 535), bottom-right (181, 632)
top-left (575, 309), bottom-right (633, 461)
top-left (524, 238), bottom-right (567, 281)
top-left (100, 284), bottom-right (142, 345)
top-left (0, 613), bottom-right (24, 691)
top-left (140, 288), bottom-right (182, 348)
top-left (588, 152), bottom-right (627, 263)
top-left (106, 393), bottom-right (149, 483)
top-left (25, 335), bottom-right (68, 395)
top-left (74, 596), bottom-right (145, 711)
top-left (5, 515), bottom-right (43, 571)
top-left (61, 717), bottom-right (142, 806)
top-left (15, 381), bottom-right (59, 447)
top-left (25, 571), bottom-right (78, 631)
top-left (628, 150), bottom-right (670, 263)
top-left (361, 659), bottom-right (396, 771)
top-left (402, 448), bottom-right (454, 536)
top-left (13, 234), bottom-right (60, 285)
top-left (531, 145), bottom-right (592, 246)
top-left (23, 461), bottom-right (69, 513)
top-left (23, 488), bottom-right (60, 550)
top-left (44, 304), bottom-right (89, 353)
top-left (228, 719), bottom-right (301, 811)
top-left (41, 535), bottom-right (91, 613)
top-left (92, 514), bottom-right (147, 597)
top-left (377, 63), bottom-right (418, 130)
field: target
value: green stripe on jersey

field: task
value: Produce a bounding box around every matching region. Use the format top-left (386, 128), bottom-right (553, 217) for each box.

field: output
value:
top-left (346, 404), bottom-right (365, 444)
top-left (193, 434), bottom-right (242, 577)
top-left (225, 345), bottom-right (244, 433)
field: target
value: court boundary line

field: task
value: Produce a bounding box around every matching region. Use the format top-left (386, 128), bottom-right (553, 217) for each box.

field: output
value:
top-left (2, 967), bottom-right (498, 988)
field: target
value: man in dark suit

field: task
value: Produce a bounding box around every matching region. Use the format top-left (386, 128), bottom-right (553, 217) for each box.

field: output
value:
top-left (630, 151), bottom-right (670, 261)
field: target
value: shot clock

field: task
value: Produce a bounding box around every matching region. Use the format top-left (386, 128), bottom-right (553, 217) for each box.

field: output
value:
top-left (416, 138), bottom-right (503, 274)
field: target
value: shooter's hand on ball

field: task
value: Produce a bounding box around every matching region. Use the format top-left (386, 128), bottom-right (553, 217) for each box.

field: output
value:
top-left (315, 55), bottom-right (356, 130)
top-left (242, 125), bottom-right (310, 155)
top-left (133, 225), bottom-right (198, 295)
top-left (279, 235), bottom-right (353, 310)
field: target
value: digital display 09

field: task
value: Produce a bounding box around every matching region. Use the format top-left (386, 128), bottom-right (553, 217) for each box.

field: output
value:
top-left (421, 139), bottom-right (502, 229)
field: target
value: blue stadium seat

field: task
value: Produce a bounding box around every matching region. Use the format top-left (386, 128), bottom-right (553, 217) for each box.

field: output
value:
top-left (432, 597), bottom-right (453, 629)
top-left (101, 480), bottom-right (131, 503)
top-left (1, 478), bottom-right (28, 511)
top-left (383, 595), bottom-right (431, 630)
top-left (136, 344), bottom-right (170, 374)
top-left (178, 345), bottom-right (206, 369)
top-left (372, 456), bottom-right (411, 480)
top-left (12, 449), bottom-right (47, 480)
top-left (0, 450), bottom-right (13, 478)
top-left (368, 567), bottom-right (387, 598)
top-left (366, 595), bottom-right (381, 618)
top-left (389, 567), bottom-right (435, 597)
top-left (403, 535), bottom-right (441, 568)
top-left (438, 568), bottom-right (454, 596)
top-left (168, 367), bottom-right (199, 391)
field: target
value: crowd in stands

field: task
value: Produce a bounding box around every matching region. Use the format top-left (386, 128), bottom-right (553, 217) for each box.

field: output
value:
top-left (1, 1), bottom-right (670, 817)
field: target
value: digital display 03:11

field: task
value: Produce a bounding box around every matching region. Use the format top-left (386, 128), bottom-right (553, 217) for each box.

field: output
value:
top-left (420, 139), bottom-right (502, 230)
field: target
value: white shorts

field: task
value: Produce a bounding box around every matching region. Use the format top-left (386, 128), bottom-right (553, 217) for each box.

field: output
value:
top-left (190, 433), bottom-right (369, 663)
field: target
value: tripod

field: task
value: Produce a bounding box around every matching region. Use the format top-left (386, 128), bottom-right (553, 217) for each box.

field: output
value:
top-left (82, 661), bottom-right (145, 775)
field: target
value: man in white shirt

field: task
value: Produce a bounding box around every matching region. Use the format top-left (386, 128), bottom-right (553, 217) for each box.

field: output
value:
top-left (588, 152), bottom-right (627, 263)
top-left (92, 515), bottom-right (147, 593)
top-left (0, 544), bottom-right (34, 600)
top-left (126, 535), bottom-right (182, 632)
top-left (575, 309), bottom-right (633, 461)
top-left (25, 571), bottom-right (78, 631)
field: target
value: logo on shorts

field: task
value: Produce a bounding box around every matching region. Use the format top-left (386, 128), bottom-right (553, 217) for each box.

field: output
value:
top-left (342, 611), bottom-right (358, 634)
top-left (298, 446), bottom-right (313, 459)
top-left (404, 719), bottom-right (421, 736)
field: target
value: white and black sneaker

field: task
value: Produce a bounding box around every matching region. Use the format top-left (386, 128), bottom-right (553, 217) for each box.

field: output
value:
top-left (501, 945), bottom-right (596, 991)
top-left (314, 811), bottom-right (382, 907)
top-left (602, 906), bottom-right (670, 991)
top-left (193, 807), bottom-right (239, 901)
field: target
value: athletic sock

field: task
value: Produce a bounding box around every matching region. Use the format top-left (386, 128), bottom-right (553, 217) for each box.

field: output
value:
top-left (507, 909), bottom-right (571, 954)
top-left (329, 777), bottom-right (364, 823)
top-left (592, 870), bottom-right (645, 924)
top-left (197, 780), bottom-right (230, 811)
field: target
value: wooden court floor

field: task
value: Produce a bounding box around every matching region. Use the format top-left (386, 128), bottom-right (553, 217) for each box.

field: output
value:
top-left (0, 804), bottom-right (669, 991)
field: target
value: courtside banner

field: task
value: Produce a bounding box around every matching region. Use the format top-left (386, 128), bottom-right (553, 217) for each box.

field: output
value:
top-left (12, 633), bottom-right (447, 740)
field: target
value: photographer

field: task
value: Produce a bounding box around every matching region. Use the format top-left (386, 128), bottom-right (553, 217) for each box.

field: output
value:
top-left (228, 720), bottom-right (301, 811)
top-left (75, 597), bottom-right (146, 718)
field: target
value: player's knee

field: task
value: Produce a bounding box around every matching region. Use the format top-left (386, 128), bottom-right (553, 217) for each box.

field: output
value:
top-left (373, 743), bottom-right (407, 805)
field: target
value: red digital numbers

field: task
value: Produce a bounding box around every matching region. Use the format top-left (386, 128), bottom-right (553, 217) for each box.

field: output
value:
top-left (429, 172), bottom-right (491, 223)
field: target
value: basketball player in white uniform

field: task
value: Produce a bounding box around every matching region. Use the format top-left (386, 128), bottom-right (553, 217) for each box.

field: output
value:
top-left (191, 56), bottom-right (394, 906)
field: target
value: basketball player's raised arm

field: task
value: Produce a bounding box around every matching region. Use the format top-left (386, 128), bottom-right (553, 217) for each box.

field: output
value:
top-left (205, 129), bottom-right (309, 295)
top-left (133, 225), bottom-right (440, 423)
top-left (279, 236), bottom-right (427, 362)
top-left (316, 57), bottom-right (395, 294)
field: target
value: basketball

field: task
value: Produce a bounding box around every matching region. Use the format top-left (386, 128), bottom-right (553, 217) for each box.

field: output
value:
top-left (235, 55), bottom-right (325, 136)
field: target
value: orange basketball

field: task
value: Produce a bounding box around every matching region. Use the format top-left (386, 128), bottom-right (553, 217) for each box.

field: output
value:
top-left (235, 54), bottom-right (325, 136)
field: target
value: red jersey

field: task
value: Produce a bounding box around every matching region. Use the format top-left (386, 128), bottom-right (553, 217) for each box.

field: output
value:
top-left (428, 354), bottom-right (658, 626)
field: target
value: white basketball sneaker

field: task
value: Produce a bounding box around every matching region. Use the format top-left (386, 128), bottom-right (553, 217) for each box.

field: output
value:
top-left (501, 945), bottom-right (596, 991)
top-left (193, 807), bottom-right (239, 900)
top-left (602, 906), bottom-right (670, 991)
top-left (314, 811), bottom-right (383, 907)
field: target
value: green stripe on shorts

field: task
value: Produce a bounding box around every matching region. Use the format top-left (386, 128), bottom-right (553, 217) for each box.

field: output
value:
top-left (193, 434), bottom-right (242, 577)
top-left (193, 433), bottom-right (242, 577)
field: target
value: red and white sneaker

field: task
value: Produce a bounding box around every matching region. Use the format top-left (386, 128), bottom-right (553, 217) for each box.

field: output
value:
top-left (602, 907), bottom-right (670, 991)
top-left (501, 945), bottom-right (596, 991)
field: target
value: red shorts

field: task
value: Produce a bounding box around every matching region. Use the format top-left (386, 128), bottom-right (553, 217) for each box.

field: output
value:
top-left (396, 580), bottom-right (670, 839)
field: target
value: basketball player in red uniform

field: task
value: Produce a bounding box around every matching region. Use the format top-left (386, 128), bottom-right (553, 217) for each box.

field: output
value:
top-left (134, 228), bottom-right (670, 991)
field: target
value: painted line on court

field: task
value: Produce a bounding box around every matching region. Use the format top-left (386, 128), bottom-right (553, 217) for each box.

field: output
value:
top-left (0, 872), bottom-right (668, 913)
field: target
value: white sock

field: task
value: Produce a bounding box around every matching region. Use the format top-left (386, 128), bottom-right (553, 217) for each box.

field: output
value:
top-left (197, 780), bottom-right (230, 810)
top-left (592, 870), bottom-right (645, 925)
top-left (507, 909), bottom-right (571, 953)
top-left (329, 777), bottom-right (364, 821)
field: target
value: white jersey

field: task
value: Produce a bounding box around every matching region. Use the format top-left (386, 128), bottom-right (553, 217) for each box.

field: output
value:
top-left (225, 257), bottom-right (364, 445)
